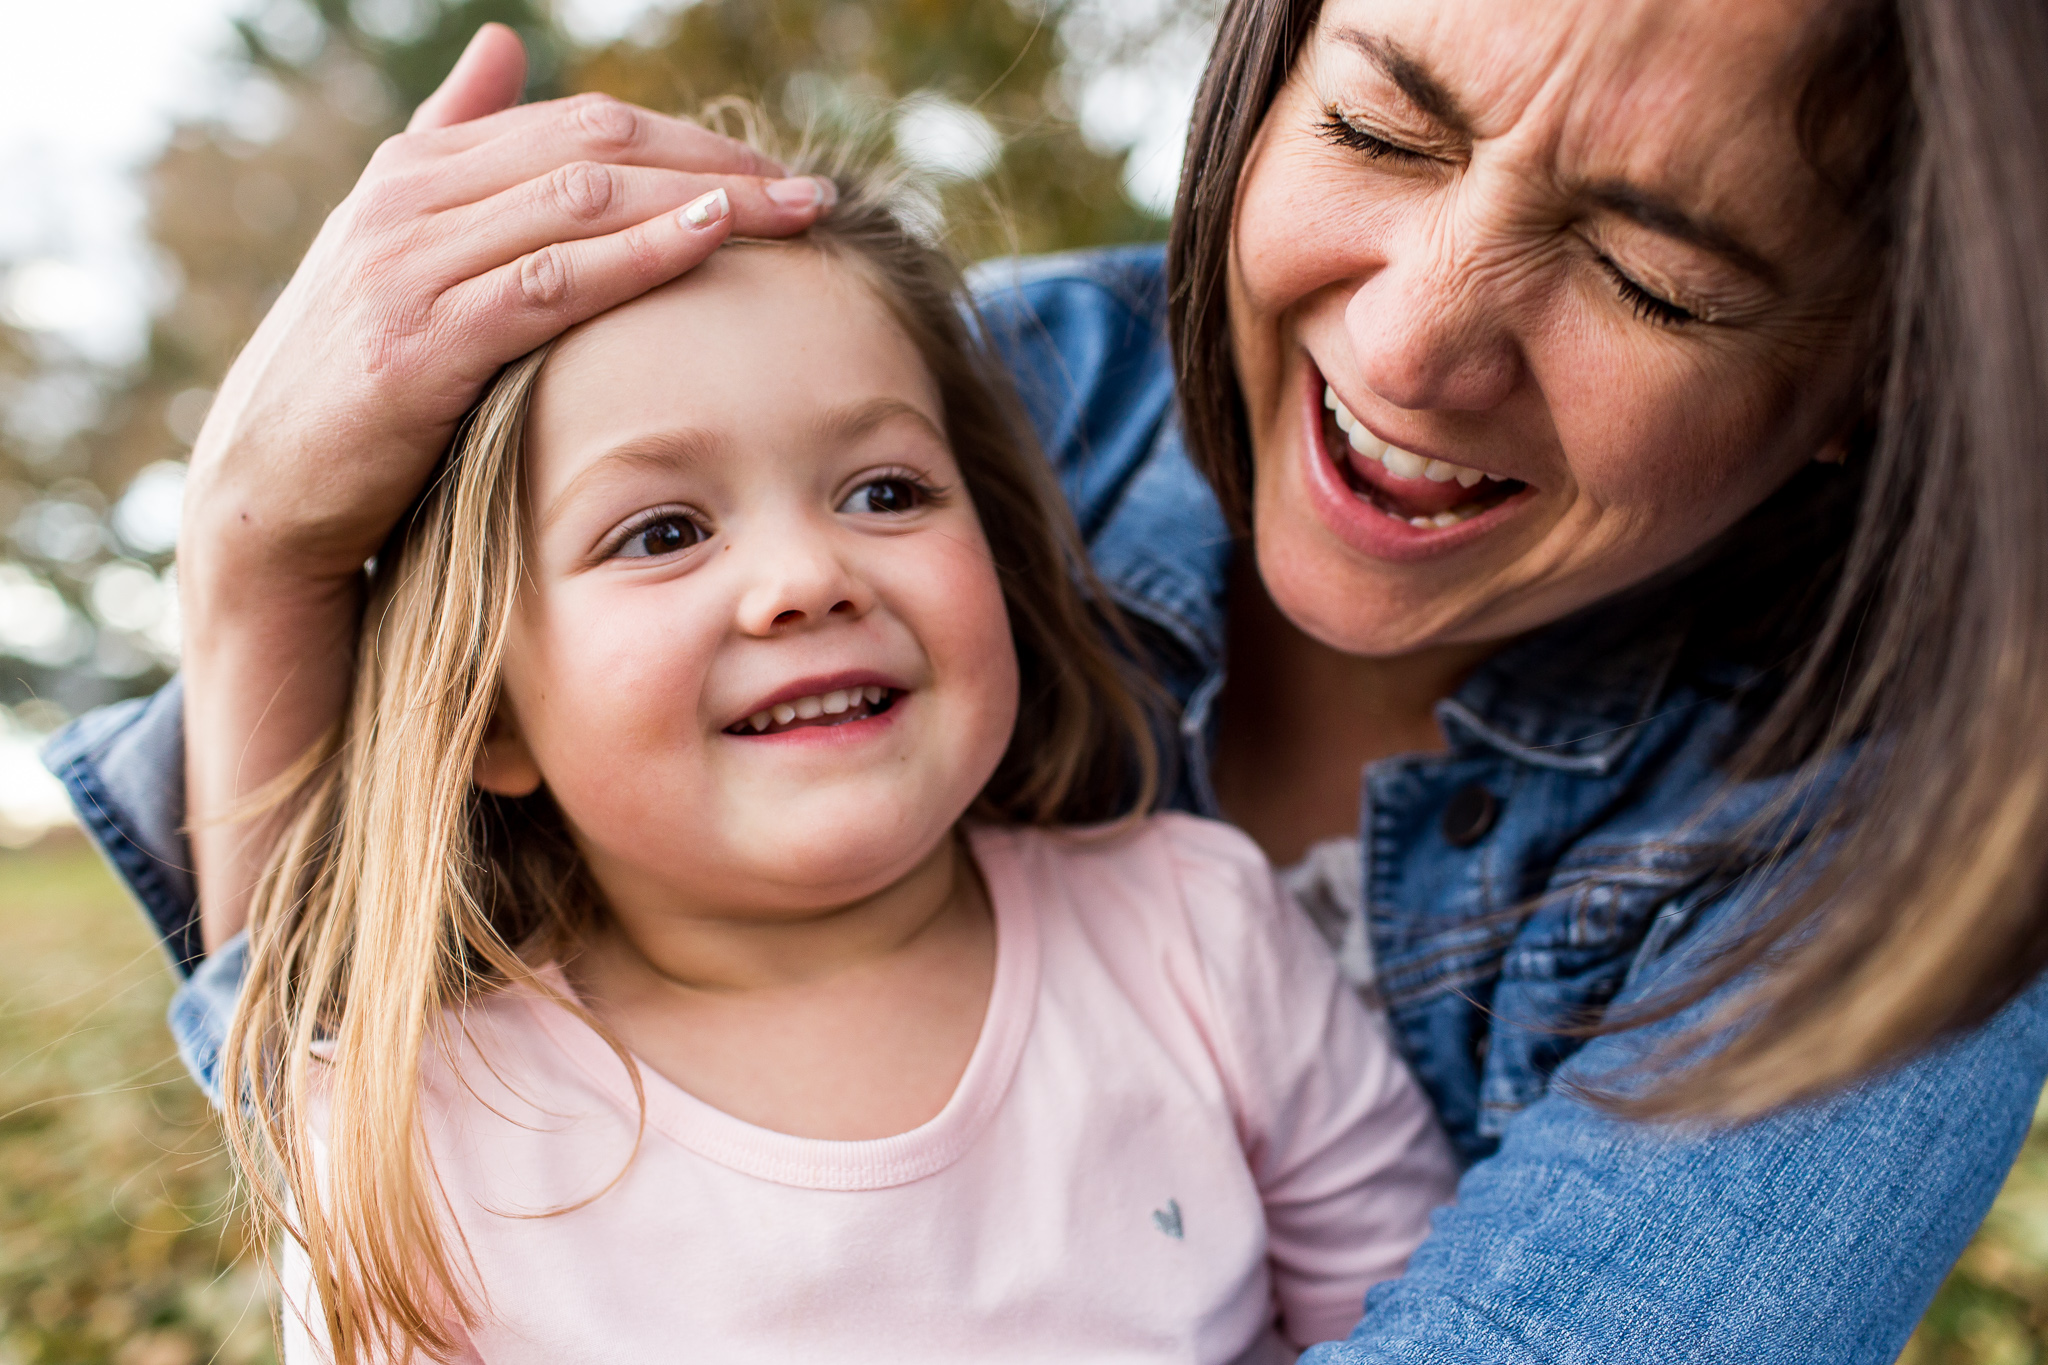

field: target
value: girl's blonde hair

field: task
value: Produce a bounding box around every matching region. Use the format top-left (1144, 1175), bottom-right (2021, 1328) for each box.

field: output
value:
top-left (218, 119), bottom-right (1159, 1364)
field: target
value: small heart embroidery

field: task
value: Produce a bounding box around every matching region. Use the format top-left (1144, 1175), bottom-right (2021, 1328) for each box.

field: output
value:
top-left (1152, 1199), bottom-right (1184, 1240)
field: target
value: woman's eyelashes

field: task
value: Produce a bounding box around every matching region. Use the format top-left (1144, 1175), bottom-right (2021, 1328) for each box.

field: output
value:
top-left (1597, 258), bottom-right (1699, 327)
top-left (1316, 108), bottom-right (1433, 164)
top-left (608, 508), bottom-right (710, 560)
top-left (1316, 102), bottom-right (1710, 331)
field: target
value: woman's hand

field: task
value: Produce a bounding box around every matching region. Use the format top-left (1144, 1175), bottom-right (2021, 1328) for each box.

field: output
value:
top-left (179, 25), bottom-right (833, 949)
top-left (182, 25), bottom-right (829, 589)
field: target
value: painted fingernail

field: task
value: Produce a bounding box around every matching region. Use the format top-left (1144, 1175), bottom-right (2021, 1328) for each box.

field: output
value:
top-left (765, 176), bottom-right (837, 210)
top-left (681, 187), bottom-right (730, 228)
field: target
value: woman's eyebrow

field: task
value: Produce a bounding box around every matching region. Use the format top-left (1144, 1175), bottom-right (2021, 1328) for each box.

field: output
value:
top-left (1329, 26), bottom-right (1780, 288)
top-left (1584, 183), bottom-right (1782, 286)
top-left (1329, 28), bottom-right (1473, 136)
top-left (540, 430), bottom-right (719, 531)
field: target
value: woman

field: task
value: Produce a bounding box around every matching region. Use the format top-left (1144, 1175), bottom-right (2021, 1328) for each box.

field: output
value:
top-left (45, 0), bottom-right (2048, 1359)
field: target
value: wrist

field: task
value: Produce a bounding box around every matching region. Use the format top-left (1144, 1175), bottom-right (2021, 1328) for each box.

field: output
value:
top-left (177, 465), bottom-right (375, 623)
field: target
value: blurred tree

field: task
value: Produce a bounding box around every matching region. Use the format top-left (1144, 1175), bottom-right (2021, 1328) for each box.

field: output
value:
top-left (0, 0), bottom-right (561, 720)
top-left (575, 0), bottom-right (1174, 259)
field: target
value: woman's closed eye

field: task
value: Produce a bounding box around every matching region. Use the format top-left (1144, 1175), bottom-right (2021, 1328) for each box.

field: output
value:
top-left (608, 509), bottom-right (710, 560)
top-left (837, 473), bottom-right (942, 517)
top-left (1598, 258), bottom-right (1699, 327)
top-left (1316, 108), bottom-right (1437, 165)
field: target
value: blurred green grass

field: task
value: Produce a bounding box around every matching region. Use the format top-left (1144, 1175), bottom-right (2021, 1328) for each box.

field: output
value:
top-left (0, 839), bottom-right (273, 1365)
top-left (0, 838), bottom-right (2042, 1363)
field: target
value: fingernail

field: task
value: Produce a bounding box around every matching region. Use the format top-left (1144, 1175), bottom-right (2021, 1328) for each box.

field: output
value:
top-left (765, 176), bottom-right (835, 210)
top-left (681, 187), bottom-right (730, 228)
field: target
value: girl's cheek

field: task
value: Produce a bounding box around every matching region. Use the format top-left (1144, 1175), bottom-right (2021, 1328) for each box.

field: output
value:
top-left (945, 553), bottom-right (1023, 745)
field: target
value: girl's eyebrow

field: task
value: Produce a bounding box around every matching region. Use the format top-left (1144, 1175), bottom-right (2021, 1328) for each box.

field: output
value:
top-left (539, 399), bottom-right (948, 531)
top-left (816, 396), bottom-right (947, 447)
top-left (540, 429), bottom-right (721, 531)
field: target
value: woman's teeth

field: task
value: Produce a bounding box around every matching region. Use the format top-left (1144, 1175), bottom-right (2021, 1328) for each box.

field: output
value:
top-left (1325, 385), bottom-right (1500, 490)
top-left (737, 685), bottom-right (890, 735)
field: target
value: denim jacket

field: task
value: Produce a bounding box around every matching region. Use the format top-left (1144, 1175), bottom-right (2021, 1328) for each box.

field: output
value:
top-left (45, 243), bottom-right (2048, 1364)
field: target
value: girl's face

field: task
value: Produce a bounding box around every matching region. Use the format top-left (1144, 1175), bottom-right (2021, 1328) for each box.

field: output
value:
top-left (478, 247), bottom-right (1020, 920)
top-left (1229, 0), bottom-right (1866, 656)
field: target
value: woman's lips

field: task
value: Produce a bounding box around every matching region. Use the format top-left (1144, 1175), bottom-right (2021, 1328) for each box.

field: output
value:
top-left (1301, 365), bottom-right (1533, 560)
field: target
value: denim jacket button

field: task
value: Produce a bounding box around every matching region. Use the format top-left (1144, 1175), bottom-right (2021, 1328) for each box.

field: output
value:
top-left (1442, 783), bottom-right (1501, 847)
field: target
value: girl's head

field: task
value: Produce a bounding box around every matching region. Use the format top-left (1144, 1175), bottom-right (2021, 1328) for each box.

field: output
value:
top-left (470, 228), bottom-right (1135, 925)
top-left (225, 130), bottom-right (1152, 1362)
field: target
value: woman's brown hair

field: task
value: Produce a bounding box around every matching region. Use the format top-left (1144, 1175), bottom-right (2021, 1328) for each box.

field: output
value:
top-left (219, 120), bottom-right (1157, 1364)
top-left (1168, 0), bottom-right (2048, 1120)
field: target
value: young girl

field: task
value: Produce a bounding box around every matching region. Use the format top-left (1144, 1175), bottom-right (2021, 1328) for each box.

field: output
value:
top-left (213, 134), bottom-right (1458, 1364)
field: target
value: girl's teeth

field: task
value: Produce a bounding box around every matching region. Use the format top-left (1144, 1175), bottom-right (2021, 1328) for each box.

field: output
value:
top-left (738, 687), bottom-right (894, 734)
top-left (1326, 383), bottom-right (1499, 488)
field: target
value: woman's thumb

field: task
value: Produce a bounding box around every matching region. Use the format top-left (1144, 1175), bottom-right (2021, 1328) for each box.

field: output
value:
top-left (407, 23), bottom-right (529, 133)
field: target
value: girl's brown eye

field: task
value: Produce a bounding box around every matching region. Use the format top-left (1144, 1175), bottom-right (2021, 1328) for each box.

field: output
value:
top-left (840, 477), bottom-right (928, 516)
top-left (616, 514), bottom-right (705, 559)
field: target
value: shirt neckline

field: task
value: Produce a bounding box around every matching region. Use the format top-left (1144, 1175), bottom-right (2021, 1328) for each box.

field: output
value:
top-left (519, 825), bottom-right (1041, 1191)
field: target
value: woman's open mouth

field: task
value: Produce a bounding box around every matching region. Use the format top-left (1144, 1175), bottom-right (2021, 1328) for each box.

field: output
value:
top-left (1299, 364), bottom-right (1535, 561)
top-left (724, 685), bottom-right (899, 737)
top-left (1318, 382), bottom-right (1526, 526)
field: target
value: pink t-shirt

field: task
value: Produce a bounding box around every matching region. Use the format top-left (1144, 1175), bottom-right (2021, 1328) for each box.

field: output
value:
top-left (286, 815), bottom-right (1458, 1363)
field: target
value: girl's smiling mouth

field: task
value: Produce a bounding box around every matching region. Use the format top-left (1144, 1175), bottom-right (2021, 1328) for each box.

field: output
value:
top-left (724, 674), bottom-right (904, 737)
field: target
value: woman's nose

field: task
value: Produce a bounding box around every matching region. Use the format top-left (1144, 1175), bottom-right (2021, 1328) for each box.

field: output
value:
top-left (733, 537), bottom-right (870, 636)
top-left (1340, 230), bottom-right (1525, 415)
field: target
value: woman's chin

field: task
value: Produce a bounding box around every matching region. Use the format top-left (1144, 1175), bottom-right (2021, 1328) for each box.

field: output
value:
top-left (1251, 498), bottom-right (1495, 658)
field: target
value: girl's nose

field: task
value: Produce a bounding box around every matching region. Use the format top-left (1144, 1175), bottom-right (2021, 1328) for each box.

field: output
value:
top-left (734, 537), bottom-right (871, 635)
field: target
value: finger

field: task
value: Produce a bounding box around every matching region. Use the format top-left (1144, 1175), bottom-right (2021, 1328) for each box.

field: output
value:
top-left (434, 162), bottom-right (835, 282)
top-left (437, 189), bottom-right (743, 362)
top-left (407, 93), bottom-right (786, 193)
top-left (408, 24), bottom-right (528, 133)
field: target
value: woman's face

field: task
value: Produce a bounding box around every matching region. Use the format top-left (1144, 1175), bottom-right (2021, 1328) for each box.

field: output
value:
top-left (1230, 0), bottom-right (1865, 655)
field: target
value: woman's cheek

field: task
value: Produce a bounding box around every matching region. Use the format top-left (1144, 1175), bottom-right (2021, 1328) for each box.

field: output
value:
top-left (1548, 343), bottom-right (1792, 535)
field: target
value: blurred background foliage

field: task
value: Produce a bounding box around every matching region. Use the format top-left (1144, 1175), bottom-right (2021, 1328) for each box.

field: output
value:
top-left (1, 1), bottom-right (2044, 1362)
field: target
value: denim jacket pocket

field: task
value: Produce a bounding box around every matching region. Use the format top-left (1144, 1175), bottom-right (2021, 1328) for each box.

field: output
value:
top-left (1477, 841), bottom-right (1721, 1141)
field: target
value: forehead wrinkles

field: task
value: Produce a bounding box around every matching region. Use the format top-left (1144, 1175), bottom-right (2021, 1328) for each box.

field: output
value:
top-left (1516, 1), bottom-right (1813, 218)
top-left (1340, 0), bottom-right (1811, 221)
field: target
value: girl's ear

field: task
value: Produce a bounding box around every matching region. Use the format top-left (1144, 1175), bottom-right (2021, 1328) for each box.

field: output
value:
top-left (474, 708), bottom-right (543, 797)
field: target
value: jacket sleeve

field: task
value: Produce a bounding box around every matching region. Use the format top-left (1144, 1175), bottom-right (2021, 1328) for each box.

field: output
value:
top-left (1301, 888), bottom-right (2048, 1365)
top-left (40, 675), bottom-right (201, 973)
